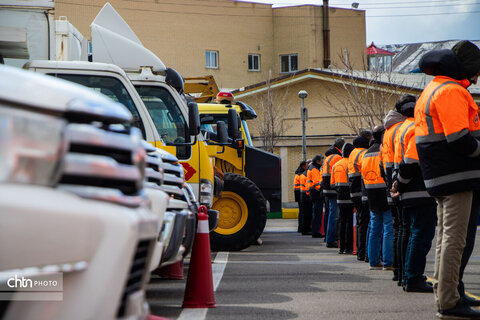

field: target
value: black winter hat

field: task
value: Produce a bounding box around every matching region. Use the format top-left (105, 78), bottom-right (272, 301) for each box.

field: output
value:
top-left (452, 41), bottom-right (480, 80)
top-left (398, 101), bottom-right (416, 118)
top-left (342, 143), bottom-right (355, 158)
top-left (373, 126), bottom-right (385, 143)
top-left (334, 138), bottom-right (345, 149)
top-left (353, 136), bottom-right (370, 149)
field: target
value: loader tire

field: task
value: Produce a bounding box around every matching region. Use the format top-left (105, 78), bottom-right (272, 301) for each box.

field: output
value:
top-left (210, 173), bottom-right (267, 251)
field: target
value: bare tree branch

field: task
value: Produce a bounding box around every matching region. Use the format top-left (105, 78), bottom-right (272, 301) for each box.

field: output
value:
top-left (321, 50), bottom-right (407, 135)
top-left (254, 71), bottom-right (295, 153)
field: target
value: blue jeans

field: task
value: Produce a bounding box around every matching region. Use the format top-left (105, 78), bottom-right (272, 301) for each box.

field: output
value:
top-left (404, 204), bottom-right (437, 284)
top-left (312, 198), bottom-right (325, 236)
top-left (326, 196), bottom-right (338, 243)
top-left (368, 210), bottom-right (393, 267)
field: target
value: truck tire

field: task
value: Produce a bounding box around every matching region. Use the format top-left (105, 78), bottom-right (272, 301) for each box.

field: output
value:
top-left (210, 172), bottom-right (267, 251)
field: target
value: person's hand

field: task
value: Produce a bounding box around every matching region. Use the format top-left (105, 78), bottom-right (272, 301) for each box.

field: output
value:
top-left (390, 181), bottom-right (400, 198)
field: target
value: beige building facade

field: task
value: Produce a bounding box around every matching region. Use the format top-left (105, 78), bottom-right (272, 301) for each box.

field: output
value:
top-left (56, 0), bottom-right (366, 89)
top-left (232, 69), bottom-right (480, 203)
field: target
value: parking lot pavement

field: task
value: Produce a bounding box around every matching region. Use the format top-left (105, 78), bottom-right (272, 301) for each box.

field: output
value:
top-left (147, 219), bottom-right (480, 320)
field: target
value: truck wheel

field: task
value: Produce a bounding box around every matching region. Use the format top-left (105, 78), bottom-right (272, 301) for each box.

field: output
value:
top-left (210, 173), bottom-right (267, 251)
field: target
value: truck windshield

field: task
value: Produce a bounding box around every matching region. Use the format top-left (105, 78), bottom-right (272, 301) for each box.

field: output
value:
top-left (134, 85), bottom-right (190, 159)
top-left (242, 120), bottom-right (254, 146)
top-left (53, 74), bottom-right (145, 136)
top-left (199, 114), bottom-right (253, 146)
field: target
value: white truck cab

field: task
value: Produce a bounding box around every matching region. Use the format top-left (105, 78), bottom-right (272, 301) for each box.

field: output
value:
top-left (26, 59), bottom-right (192, 267)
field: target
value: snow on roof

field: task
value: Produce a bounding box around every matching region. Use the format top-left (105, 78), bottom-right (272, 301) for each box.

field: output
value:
top-left (380, 40), bottom-right (480, 74)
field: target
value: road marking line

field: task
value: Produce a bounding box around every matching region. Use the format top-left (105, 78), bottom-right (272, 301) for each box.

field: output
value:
top-left (177, 252), bottom-right (229, 320)
top-left (212, 252), bottom-right (229, 291)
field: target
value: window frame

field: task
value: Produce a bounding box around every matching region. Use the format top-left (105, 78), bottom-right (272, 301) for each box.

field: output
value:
top-left (280, 54), bottom-right (298, 73)
top-left (248, 54), bottom-right (261, 72)
top-left (205, 50), bottom-right (219, 69)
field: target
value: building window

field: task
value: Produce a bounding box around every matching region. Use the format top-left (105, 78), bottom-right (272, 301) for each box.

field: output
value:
top-left (368, 55), bottom-right (392, 72)
top-left (248, 54), bottom-right (260, 71)
top-left (206, 50), bottom-right (218, 69)
top-left (280, 54), bottom-right (298, 73)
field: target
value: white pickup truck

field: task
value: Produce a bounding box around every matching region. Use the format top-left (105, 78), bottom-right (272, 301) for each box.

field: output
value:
top-left (0, 65), bottom-right (158, 320)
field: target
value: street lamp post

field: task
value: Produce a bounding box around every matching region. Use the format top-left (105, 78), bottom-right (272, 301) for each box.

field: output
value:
top-left (298, 90), bottom-right (308, 162)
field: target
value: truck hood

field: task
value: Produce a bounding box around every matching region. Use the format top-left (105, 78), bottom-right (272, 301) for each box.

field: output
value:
top-left (0, 64), bottom-right (131, 123)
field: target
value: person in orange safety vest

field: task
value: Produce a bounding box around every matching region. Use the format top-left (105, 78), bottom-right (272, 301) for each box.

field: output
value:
top-left (392, 105), bottom-right (437, 293)
top-left (294, 161), bottom-right (308, 233)
top-left (299, 160), bottom-right (312, 235)
top-left (381, 95), bottom-right (415, 286)
top-left (331, 143), bottom-right (355, 254)
top-left (322, 138), bottom-right (345, 248)
top-left (361, 125), bottom-right (393, 270)
top-left (307, 155), bottom-right (325, 238)
top-left (348, 134), bottom-right (371, 261)
top-left (415, 41), bottom-right (480, 318)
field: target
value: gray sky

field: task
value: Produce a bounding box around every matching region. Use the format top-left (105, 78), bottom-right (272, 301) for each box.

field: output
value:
top-left (242, 0), bottom-right (480, 45)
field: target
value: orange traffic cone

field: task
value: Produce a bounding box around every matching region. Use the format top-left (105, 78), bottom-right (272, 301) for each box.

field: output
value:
top-left (157, 260), bottom-right (184, 280)
top-left (182, 205), bottom-right (215, 308)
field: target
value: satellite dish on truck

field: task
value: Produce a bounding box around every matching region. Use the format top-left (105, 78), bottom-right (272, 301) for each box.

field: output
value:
top-left (90, 2), bottom-right (166, 73)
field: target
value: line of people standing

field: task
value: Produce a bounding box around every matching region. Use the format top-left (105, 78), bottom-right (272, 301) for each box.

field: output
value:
top-left (293, 40), bottom-right (480, 320)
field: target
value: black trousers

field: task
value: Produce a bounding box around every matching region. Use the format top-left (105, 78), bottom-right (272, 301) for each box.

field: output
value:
top-left (338, 203), bottom-right (354, 252)
top-left (398, 202), bottom-right (410, 284)
top-left (391, 205), bottom-right (400, 277)
top-left (458, 191), bottom-right (480, 296)
top-left (353, 198), bottom-right (370, 259)
top-left (297, 201), bottom-right (303, 232)
top-left (301, 200), bottom-right (312, 234)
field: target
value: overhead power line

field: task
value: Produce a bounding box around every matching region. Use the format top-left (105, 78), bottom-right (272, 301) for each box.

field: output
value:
top-left (56, 0), bottom-right (480, 19)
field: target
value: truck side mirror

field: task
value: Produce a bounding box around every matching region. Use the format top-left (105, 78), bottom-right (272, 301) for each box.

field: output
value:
top-left (227, 108), bottom-right (240, 140)
top-left (188, 101), bottom-right (200, 136)
top-left (216, 121), bottom-right (228, 144)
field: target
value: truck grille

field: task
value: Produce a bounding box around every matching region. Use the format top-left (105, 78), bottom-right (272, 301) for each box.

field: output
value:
top-left (157, 150), bottom-right (185, 200)
top-left (145, 149), bottom-right (163, 189)
top-left (117, 239), bottom-right (151, 318)
top-left (57, 120), bottom-right (148, 207)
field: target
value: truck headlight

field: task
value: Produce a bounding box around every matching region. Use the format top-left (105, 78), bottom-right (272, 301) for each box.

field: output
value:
top-left (0, 107), bottom-right (66, 186)
top-left (199, 179), bottom-right (213, 208)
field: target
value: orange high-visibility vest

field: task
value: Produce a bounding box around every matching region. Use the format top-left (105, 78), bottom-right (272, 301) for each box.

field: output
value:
top-left (361, 143), bottom-right (389, 213)
top-left (415, 76), bottom-right (480, 196)
top-left (322, 154), bottom-right (341, 195)
top-left (308, 166), bottom-right (322, 192)
top-left (394, 118), bottom-right (415, 170)
top-left (381, 122), bottom-right (404, 171)
top-left (348, 147), bottom-right (367, 198)
top-left (396, 117), bottom-right (433, 206)
top-left (331, 157), bottom-right (351, 204)
top-left (300, 172), bottom-right (309, 195)
top-left (347, 148), bottom-right (367, 178)
top-left (293, 174), bottom-right (301, 191)
top-left (361, 150), bottom-right (385, 188)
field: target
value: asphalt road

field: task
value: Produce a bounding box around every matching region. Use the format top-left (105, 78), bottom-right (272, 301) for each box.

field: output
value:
top-left (146, 219), bottom-right (480, 320)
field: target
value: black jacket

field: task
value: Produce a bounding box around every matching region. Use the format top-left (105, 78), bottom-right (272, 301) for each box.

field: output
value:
top-left (416, 49), bottom-right (480, 196)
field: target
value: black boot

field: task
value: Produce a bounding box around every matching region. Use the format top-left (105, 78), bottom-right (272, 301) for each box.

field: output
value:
top-left (437, 299), bottom-right (480, 319)
top-left (461, 294), bottom-right (480, 307)
top-left (405, 281), bottom-right (433, 293)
